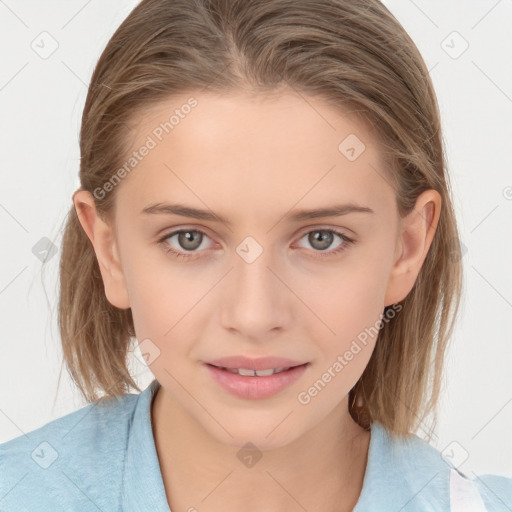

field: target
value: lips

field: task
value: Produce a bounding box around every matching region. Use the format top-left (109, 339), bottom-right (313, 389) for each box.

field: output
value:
top-left (205, 361), bottom-right (309, 399)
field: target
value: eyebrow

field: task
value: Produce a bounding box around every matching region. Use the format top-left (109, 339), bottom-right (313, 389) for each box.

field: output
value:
top-left (141, 202), bottom-right (375, 226)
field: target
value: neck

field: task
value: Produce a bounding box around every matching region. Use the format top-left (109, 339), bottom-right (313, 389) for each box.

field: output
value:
top-left (151, 384), bottom-right (370, 512)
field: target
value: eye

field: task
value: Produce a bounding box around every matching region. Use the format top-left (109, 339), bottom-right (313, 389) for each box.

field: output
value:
top-left (158, 228), bottom-right (214, 260)
top-left (157, 227), bottom-right (355, 261)
top-left (295, 228), bottom-right (355, 257)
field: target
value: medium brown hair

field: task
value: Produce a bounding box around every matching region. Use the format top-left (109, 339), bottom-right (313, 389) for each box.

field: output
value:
top-left (58, 0), bottom-right (463, 436)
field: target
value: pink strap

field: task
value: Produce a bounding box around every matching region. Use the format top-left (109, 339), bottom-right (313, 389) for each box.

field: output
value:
top-left (450, 468), bottom-right (488, 512)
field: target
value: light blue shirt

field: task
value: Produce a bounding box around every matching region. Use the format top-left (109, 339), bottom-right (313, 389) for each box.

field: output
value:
top-left (1, 379), bottom-right (511, 511)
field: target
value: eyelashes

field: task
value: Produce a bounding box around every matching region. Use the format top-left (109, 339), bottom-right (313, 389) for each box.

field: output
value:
top-left (157, 227), bottom-right (355, 261)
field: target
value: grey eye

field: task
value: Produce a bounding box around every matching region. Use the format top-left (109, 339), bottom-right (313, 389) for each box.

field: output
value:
top-left (297, 230), bottom-right (344, 252)
top-left (163, 229), bottom-right (211, 253)
top-left (176, 230), bottom-right (203, 250)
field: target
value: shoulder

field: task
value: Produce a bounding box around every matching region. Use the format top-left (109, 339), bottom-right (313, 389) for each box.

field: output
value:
top-left (472, 473), bottom-right (512, 512)
top-left (0, 390), bottom-right (140, 511)
top-left (399, 429), bottom-right (512, 512)
top-left (355, 421), bottom-right (512, 511)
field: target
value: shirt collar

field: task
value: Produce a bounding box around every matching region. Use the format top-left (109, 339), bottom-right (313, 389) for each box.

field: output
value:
top-left (354, 419), bottom-right (450, 511)
top-left (121, 379), bottom-right (450, 511)
top-left (121, 378), bottom-right (170, 511)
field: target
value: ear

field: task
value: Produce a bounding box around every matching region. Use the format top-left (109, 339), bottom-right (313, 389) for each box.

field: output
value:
top-left (384, 189), bottom-right (442, 306)
top-left (72, 189), bottom-right (131, 309)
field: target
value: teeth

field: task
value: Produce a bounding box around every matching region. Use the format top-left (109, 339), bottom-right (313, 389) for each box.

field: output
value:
top-left (255, 368), bottom-right (279, 376)
top-left (222, 367), bottom-right (290, 376)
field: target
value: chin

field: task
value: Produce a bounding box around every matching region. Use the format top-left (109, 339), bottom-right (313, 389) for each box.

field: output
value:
top-left (204, 414), bottom-right (304, 452)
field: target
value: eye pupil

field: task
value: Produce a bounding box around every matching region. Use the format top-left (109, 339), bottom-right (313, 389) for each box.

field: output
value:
top-left (309, 230), bottom-right (333, 251)
top-left (178, 230), bottom-right (202, 250)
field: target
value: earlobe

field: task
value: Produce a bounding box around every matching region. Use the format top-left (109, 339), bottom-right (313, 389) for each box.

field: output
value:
top-left (384, 189), bottom-right (441, 306)
top-left (72, 189), bottom-right (131, 309)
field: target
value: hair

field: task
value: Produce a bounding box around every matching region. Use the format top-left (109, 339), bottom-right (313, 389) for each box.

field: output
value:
top-left (58, 0), bottom-right (463, 437)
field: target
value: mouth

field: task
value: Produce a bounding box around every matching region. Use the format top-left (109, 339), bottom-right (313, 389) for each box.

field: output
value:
top-left (206, 363), bottom-right (307, 377)
top-left (204, 362), bottom-right (310, 399)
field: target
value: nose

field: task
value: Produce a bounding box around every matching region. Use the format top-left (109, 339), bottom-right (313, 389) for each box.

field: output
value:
top-left (219, 240), bottom-right (292, 340)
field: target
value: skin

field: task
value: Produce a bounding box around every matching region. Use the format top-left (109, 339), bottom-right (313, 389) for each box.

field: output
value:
top-left (74, 89), bottom-right (441, 512)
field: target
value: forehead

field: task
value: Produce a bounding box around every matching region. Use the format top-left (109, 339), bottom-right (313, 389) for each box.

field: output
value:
top-left (116, 90), bottom-right (393, 221)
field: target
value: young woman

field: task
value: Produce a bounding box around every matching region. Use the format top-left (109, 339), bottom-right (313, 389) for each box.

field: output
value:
top-left (1, 1), bottom-right (510, 510)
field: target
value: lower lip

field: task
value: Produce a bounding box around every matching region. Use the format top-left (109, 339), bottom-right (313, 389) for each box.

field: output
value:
top-left (204, 363), bottom-right (309, 400)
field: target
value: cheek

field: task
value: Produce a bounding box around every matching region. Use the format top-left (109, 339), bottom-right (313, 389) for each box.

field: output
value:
top-left (307, 264), bottom-right (388, 335)
top-left (296, 275), bottom-right (384, 413)
top-left (122, 243), bottom-right (197, 322)
top-left (122, 249), bottom-right (218, 368)
top-left (301, 256), bottom-right (389, 379)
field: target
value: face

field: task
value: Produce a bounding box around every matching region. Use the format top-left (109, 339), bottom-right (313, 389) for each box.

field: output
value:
top-left (76, 89), bottom-right (438, 450)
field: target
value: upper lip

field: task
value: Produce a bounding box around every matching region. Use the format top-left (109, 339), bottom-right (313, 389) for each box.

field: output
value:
top-left (205, 356), bottom-right (308, 371)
